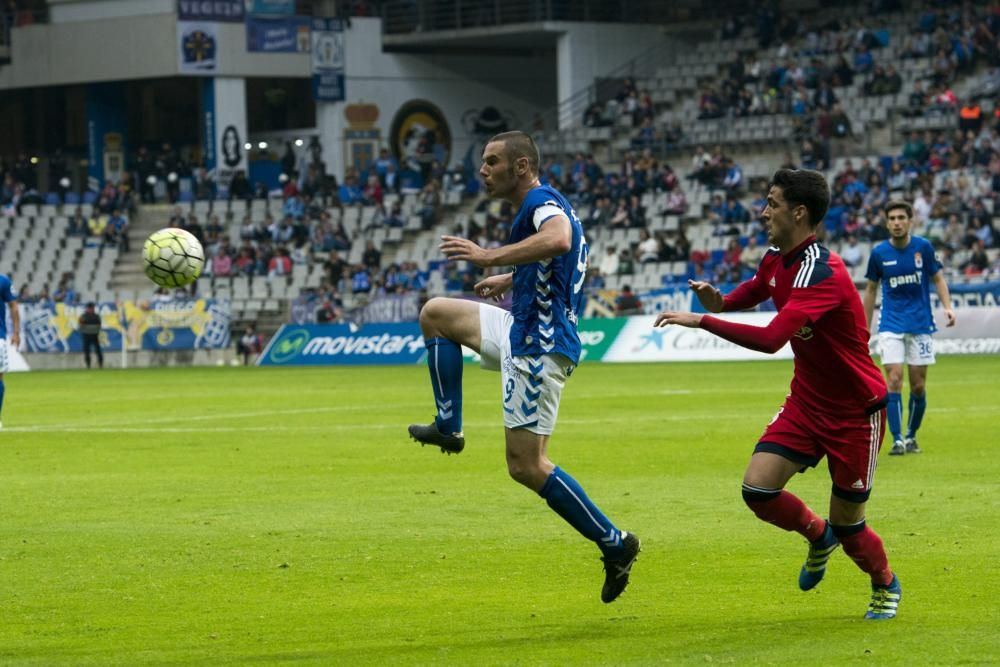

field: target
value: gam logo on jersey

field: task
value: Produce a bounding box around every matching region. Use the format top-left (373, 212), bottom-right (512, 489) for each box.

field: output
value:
top-left (794, 326), bottom-right (814, 341)
top-left (914, 252), bottom-right (923, 269)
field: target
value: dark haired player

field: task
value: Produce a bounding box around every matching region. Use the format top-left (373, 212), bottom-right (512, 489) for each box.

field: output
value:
top-left (654, 169), bottom-right (900, 619)
top-left (862, 200), bottom-right (955, 455)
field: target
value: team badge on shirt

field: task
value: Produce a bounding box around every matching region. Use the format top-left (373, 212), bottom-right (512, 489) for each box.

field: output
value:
top-left (914, 252), bottom-right (923, 269)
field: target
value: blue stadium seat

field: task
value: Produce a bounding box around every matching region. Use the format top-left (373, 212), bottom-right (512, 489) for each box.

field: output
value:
top-left (44, 192), bottom-right (61, 205)
top-left (65, 192), bottom-right (81, 205)
top-left (82, 191), bottom-right (98, 205)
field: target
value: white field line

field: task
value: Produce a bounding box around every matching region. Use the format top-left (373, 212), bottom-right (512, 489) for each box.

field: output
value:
top-left (4, 413), bottom-right (719, 434)
top-left (6, 405), bottom-right (997, 434)
top-left (8, 389), bottom-right (701, 433)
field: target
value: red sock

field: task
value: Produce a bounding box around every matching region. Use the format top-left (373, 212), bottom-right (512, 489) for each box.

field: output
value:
top-left (837, 525), bottom-right (894, 586)
top-left (744, 489), bottom-right (826, 541)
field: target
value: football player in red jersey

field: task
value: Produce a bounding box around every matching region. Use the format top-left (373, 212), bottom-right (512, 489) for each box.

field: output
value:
top-left (655, 169), bottom-right (900, 620)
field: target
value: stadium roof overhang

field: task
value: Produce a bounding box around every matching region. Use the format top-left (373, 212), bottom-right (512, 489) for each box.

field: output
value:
top-left (381, 21), bottom-right (562, 56)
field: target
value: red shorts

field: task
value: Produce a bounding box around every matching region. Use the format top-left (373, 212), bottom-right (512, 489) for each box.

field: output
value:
top-left (756, 394), bottom-right (886, 501)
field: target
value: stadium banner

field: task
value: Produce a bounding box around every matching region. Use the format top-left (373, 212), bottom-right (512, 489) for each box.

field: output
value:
top-left (924, 307), bottom-right (1000, 354)
top-left (311, 18), bottom-right (345, 102)
top-left (603, 313), bottom-right (795, 363)
top-left (247, 0), bottom-right (295, 16)
top-left (639, 283), bottom-right (777, 314)
top-left (356, 293), bottom-right (421, 324)
top-left (937, 281), bottom-right (1000, 308)
top-left (21, 302), bottom-right (126, 354)
top-left (20, 300), bottom-right (231, 352)
top-left (178, 21), bottom-right (218, 74)
top-left (177, 0), bottom-right (244, 22)
top-left (211, 77), bottom-right (249, 198)
top-left (259, 322), bottom-right (425, 366)
top-left (85, 82), bottom-right (128, 191)
top-left (578, 317), bottom-right (629, 361)
top-left (127, 299), bottom-right (232, 351)
top-left (258, 306), bottom-right (999, 367)
top-left (246, 16), bottom-right (310, 53)
top-left (201, 77), bottom-right (216, 178)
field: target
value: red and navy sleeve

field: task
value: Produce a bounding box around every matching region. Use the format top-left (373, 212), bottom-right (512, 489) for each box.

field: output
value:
top-left (701, 308), bottom-right (809, 354)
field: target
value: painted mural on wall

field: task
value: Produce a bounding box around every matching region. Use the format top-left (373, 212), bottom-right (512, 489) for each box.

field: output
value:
top-left (463, 106), bottom-right (515, 138)
top-left (461, 105), bottom-right (517, 173)
top-left (388, 100), bottom-right (451, 181)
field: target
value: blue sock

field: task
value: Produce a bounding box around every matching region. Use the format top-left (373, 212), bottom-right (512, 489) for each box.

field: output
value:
top-left (539, 466), bottom-right (623, 556)
top-left (424, 337), bottom-right (463, 434)
top-left (906, 392), bottom-right (926, 439)
top-left (887, 392), bottom-right (902, 442)
top-left (0, 379), bottom-right (4, 417)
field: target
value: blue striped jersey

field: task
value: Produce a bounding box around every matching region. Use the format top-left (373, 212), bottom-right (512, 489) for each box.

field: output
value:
top-left (508, 185), bottom-right (587, 364)
top-left (865, 236), bottom-right (941, 334)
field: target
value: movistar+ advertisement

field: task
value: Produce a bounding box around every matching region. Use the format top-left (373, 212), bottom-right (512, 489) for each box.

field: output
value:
top-left (259, 323), bottom-right (426, 366)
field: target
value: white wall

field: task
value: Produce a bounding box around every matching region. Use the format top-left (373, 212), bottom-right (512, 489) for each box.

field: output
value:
top-left (0, 12), bottom-right (310, 89)
top-left (0, 14), bottom-right (178, 88)
top-left (555, 22), bottom-right (665, 129)
top-left (49, 0), bottom-right (174, 23)
top-left (317, 17), bottom-right (557, 180)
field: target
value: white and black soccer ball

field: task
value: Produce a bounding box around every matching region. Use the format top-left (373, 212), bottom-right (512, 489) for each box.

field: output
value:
top-left (142, 227), bottom-right (205, 288)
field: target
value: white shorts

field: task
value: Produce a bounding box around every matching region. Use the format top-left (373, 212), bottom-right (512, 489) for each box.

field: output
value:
top-left (877, 332), bottom-right (935, 366)
top-left (0, 338), bottom-right (7, 373)
top-left (478, 304), bottom-right (574, 435)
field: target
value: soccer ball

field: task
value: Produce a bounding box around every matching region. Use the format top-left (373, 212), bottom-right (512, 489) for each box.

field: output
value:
top-left (142, 227), bottom-right (205, 288)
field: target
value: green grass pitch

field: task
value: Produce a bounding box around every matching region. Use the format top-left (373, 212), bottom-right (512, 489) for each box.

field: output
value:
top-left (1, 356), bottom-right (998, 665)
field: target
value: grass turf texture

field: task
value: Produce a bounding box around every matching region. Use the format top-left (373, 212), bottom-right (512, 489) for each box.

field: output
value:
top-left (1, 357), bottom-right (997, 666)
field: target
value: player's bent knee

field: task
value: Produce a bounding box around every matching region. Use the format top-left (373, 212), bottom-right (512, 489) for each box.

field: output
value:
top-left (831, 483), bottom-right (871, 505)
top-left (418, 297), bottom-right (448, 328)
top-left (742, 483), bottom-right (780, 516)
top-left (505, 448), bottom-right (548, 490)
top-left (506, 459), bottom-right (543, 489)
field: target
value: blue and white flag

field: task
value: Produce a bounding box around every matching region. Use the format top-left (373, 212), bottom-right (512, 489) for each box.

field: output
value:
top-left (311, 18), bottom-right (345, 101)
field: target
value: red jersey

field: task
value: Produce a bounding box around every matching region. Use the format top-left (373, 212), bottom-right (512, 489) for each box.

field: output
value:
top-left (702, 236), bottom-right (887, 415)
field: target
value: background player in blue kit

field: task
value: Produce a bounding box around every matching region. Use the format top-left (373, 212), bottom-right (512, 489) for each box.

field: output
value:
top-left (863, 201), bottom-right (956, 456)
top-left (0, 272), bottom-right (20, 431)
top-left (407, 131), bottom-right (640, 603)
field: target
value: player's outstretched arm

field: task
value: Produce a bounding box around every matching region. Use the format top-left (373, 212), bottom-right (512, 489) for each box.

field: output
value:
top-left (654, 311), bottom-right (703, 328)
top-left (688, 280), bottom-right (724, 313)
top-left (475, 272), bottom-right (513, 301)
top-left (440, 215), bottom-right (572, 268)
top-left (699, 307), bottom-right (809, 353)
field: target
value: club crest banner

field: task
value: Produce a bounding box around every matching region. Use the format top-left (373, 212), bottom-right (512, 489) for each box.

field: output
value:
top-left (178, 21), bottom-right (218, 74)
top-left (21, 300), bottom-right (231, 352)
